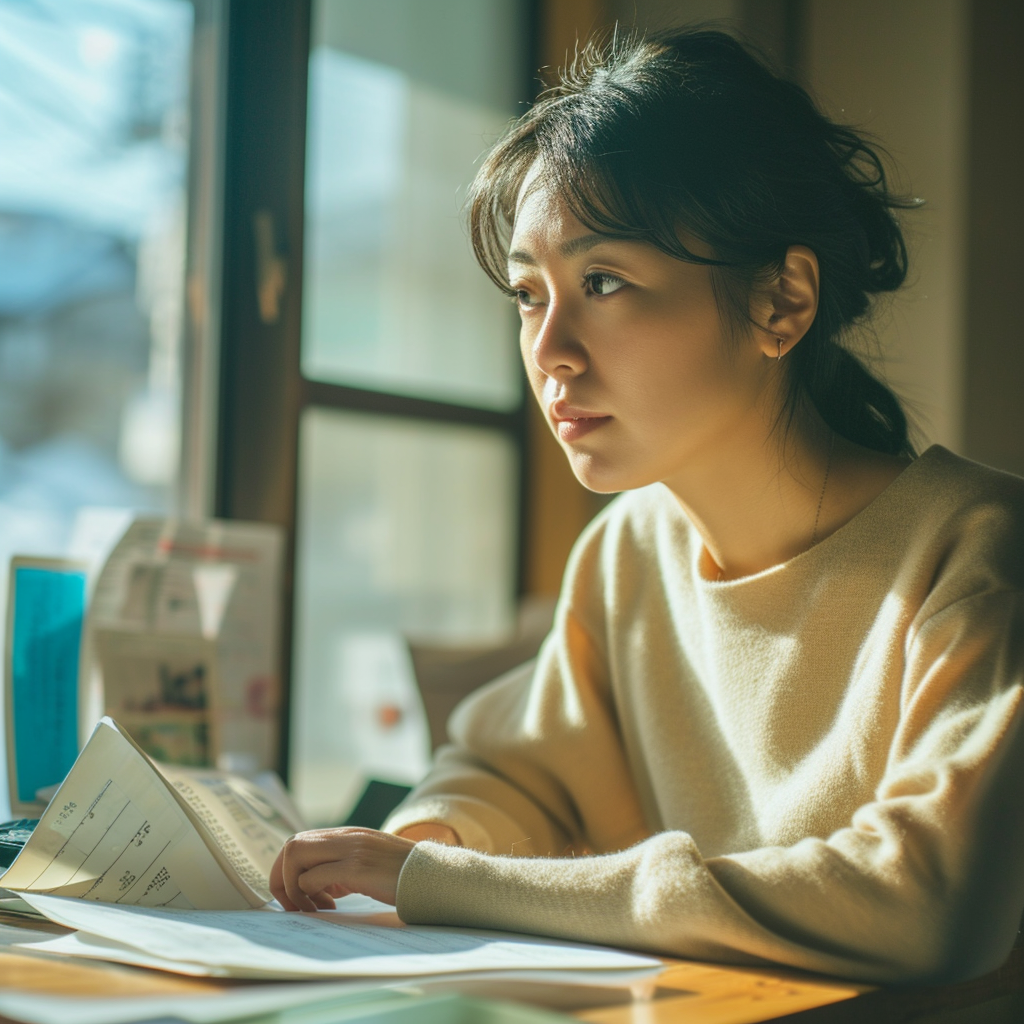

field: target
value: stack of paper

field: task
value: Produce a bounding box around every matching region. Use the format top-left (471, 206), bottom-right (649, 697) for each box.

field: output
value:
top-left (14, 891), bottom-right (658, 981)
top-left (2, 893), bottom-right (660, 1023)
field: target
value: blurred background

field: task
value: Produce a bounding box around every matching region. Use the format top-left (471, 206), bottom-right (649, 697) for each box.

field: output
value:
top-left (0, 0), bottom-right (1020, 824)
top-left (0, 0), bottom-right (193, 572)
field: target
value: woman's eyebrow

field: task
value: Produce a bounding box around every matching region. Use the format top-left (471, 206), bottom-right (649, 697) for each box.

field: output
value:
top-left (560, 233), bottom-right (612, 258)
top-left (508, 234), bottom-right (619, 267)
top-left (507, 248), bottom-right (537, 267)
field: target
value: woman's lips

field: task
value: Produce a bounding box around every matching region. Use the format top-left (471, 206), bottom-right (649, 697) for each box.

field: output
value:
top-left (555, 414), bottom-right (612, 443)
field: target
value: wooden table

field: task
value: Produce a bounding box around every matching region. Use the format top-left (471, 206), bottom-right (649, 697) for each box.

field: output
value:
top-left (0, 919), bottom-right (1020, 1024)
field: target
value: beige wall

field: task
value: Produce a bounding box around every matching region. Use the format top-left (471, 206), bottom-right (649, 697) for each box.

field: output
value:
top-left (596, 0), bottom-right (974, 455)
top-left (804, 0), bottom-right (969, 453)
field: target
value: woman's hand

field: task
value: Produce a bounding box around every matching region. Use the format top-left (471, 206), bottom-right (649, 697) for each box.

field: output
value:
top-left (269, 827), bottom-right (416, 911)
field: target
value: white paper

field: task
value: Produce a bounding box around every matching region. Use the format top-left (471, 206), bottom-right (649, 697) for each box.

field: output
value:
top-left (1, 719), bottom-right (257, 909)
top-left (21, 928), bottom-right (232, 976)
top-left (23, 926), bottom-right (661, 995)
top-left (0, 977), bottom-right (415, 1024)
top-left (11, 931), bottom-right (661, 1023)
top-left (18, 892), bottom-right (660, 979)
top-left (0, 920), bottom-right (65, 947)
top-left (0, 967), bottom-right (661, 1024)
top-left (91, 628), bottom-right (218, 767)
top-left (0, 896), bottom-right (45, 918)
top-left (84, 518), bottom-right (283, 772)
top-left (155, 762), bottom-right (300, 902)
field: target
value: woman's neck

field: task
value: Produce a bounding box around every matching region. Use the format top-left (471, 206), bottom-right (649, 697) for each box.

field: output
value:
top-left (664, 410), bottom-right (911, 581)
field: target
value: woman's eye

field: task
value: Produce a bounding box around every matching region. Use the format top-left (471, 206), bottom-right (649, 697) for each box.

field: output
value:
top-left (513, 288), bottom-right (539, 310)
top-left (585, 272), bottom-right (625, 296)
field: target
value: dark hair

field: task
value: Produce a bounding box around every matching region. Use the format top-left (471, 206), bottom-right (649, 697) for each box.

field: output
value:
top-left (469, 28), bottom-right (919, 457)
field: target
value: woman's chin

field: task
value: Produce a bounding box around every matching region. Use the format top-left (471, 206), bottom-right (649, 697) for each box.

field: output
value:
top-left (569, 455), bottom-right (649, 495)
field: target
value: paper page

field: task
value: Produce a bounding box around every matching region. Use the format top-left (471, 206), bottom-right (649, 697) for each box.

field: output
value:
top-left (250, 769), bottom-right (308, 832)
top-left (91, 628), bottom-right (218, 767)
top-left (18, 892), bottom-right (660, 979)
top-left (154, 763), bottom-right (301, 902)
top-left (15, 928), bottom-right (662, 1017)
top-left (0, 975), bottom-right (412, 1024)
top-left (1, 719), bottom-right (255, 910)
top-left (22, 929), bottom-right (230, 975)
top-left (85, 519), bottom-right (283, 773)
top-left (0, 896), bottom-right (45, 919)
top-left (0, 920), bottom-right (65, 947)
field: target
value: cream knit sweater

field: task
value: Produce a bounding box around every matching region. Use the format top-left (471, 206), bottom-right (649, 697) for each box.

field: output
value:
top-left (385, 446), bottom-right (1024, 983)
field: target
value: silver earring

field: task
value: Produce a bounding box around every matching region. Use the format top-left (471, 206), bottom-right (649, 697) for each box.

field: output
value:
top-left (777, 338), bottom-right (783, 361)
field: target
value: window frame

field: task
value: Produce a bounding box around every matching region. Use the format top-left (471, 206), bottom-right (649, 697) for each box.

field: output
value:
top-left (215, 0), bottom-right (533, 779)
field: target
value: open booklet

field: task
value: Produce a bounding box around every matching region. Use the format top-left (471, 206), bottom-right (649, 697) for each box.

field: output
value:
top-left (1, 717), bottom-right (303, 911)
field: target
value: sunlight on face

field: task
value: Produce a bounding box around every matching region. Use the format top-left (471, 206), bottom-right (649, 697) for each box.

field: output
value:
top-left (508, 167), bottom-right (773, 494)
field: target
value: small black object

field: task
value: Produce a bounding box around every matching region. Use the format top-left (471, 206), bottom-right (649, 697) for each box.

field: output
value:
top-left (341, 781), bottom-right (411, 830)
top-left (0, 819), bottom-right (38, 868)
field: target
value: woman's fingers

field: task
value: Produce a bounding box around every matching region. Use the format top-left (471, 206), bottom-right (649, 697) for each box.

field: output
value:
top-left (280, 835), bottom-right (322, 911)
top-left (299, 861), bottom-right (356, 901)
top-left (306, 887), bottom-right (338, 911)
top-left (269, 843), bottom-right (299, 911)
top-left (270, 830), bottom-right (337, 911)
top-left (269, 828), bottom-right (417, 911)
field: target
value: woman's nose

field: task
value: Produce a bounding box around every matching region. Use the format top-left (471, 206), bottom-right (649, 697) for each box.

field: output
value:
top-left (528, 299), bottom-right (587, 380)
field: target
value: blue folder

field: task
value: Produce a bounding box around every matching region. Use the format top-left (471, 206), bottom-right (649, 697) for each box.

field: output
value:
top-left (5, 558), bottom-right (88, 814)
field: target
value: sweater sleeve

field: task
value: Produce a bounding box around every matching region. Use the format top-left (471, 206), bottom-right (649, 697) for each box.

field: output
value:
top-left (383, 604), bottom-right (651, 858)
top-left (394, 589), bottom-right (1024, 984)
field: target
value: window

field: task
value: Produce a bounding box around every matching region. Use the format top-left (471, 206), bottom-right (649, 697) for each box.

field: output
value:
top-left (214, 0), bottom-right (532, 825)
top-left (290, 0), bottom-right (530, 824)
top-left (0, 1), bottom-right (534, 824)
top-left (0, 0), bottom-right (197, 554)
top-left (0, 0), bottom-right (224, 816)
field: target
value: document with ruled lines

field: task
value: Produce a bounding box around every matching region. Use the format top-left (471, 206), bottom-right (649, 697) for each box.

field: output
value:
top-left (2, 717), bottom-right (299, 910)
top-left (16, 892), bottom-right (661, 979)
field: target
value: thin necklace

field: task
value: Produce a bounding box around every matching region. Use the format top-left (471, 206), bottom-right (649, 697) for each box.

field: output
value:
top-left (714, 432), bottom-right (836, 582)
top-left (811, 431), bottom-right (835, 547)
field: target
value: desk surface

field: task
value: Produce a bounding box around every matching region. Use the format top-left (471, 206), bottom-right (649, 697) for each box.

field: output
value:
top-left (0, 922), bottom-right (1020, 1024)
top-left (0, 945), bottom-right (865, 1024)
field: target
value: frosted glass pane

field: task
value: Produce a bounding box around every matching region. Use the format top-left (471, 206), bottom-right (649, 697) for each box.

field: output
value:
top-left (290, 408), bottom-right (518, 823)
top-left (301, 0), bottom-right (524, 410)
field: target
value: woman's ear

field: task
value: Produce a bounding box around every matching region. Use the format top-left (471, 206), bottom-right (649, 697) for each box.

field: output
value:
top-left (755, 245), bottom-right (819, 359)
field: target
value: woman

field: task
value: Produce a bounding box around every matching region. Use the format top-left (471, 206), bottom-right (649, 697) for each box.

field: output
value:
top-left (270, 28), bottom-right (1024, 983)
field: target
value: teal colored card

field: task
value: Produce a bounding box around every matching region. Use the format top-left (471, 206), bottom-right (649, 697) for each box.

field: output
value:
top-left (5, 559), bottom-right (88, 811)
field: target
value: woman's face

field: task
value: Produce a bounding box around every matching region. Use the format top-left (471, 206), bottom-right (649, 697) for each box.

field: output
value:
top-left (508, 175), bottom-right (775, 494)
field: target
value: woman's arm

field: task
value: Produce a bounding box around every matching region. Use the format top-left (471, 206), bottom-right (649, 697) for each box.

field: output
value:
top-left (378, 661), bottom-right (578, 858)
top-left (381, 595), bottom-right (651, 858)
top-left (267, 643), bottom-right (620, 909)
top-left (269, 606), bottom-right (639, 907)
top-left (272, 589), bottom-right (1024, 984)
top-left (393, 589), bottom-right (1024, 984)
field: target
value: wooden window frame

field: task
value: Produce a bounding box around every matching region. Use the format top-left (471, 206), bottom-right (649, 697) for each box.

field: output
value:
top-left (214, 0), bottom-right (536, 779)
